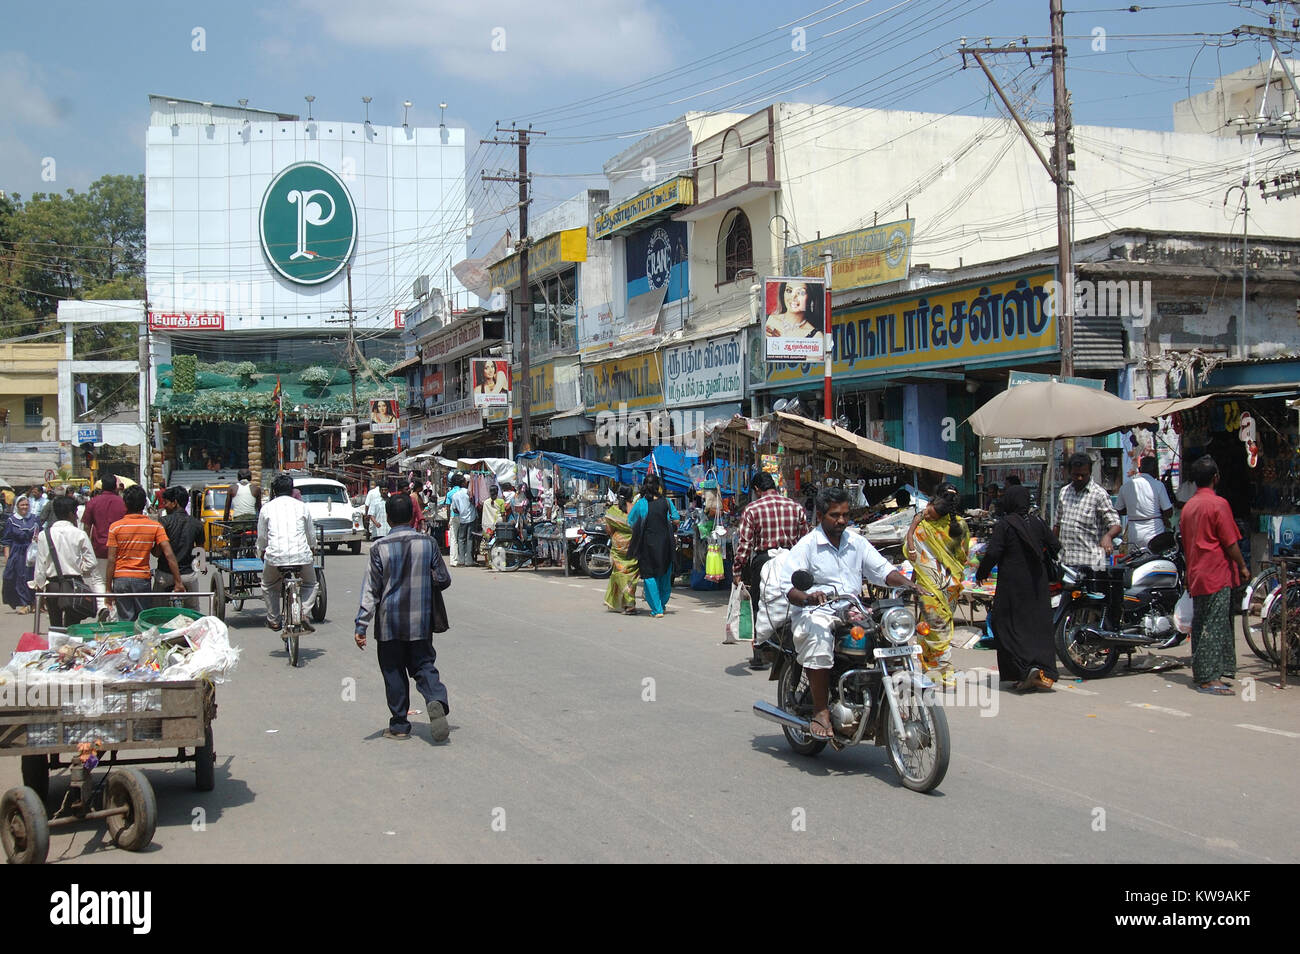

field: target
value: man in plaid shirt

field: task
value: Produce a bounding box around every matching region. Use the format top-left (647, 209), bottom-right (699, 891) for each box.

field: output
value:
top-left (734, 472), bottom-right (808, 668)
top-left (355, 494), bottom-right (453, 742)
top-left (1055, 451), bottom-right (1122, 569)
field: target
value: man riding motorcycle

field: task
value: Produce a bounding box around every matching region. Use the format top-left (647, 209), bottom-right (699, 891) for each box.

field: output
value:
top-left (258, 474), bottom-right (319, 634)
top-left (779, 486), bottom-right (920, 740)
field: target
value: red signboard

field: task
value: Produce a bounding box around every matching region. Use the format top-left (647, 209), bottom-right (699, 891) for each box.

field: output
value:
top-left (149, 312), bottom-right (225, 331)
top-left (422, 370), bottom-right (443, 398)
top-left (395, 309), bottom-right (405, 329)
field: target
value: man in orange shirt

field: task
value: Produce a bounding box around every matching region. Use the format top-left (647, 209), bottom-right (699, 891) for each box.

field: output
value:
top-left (104, 485), bottom-right (184, 622)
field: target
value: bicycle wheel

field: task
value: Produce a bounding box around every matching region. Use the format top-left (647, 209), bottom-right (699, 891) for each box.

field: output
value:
top-left (1262, 594), bottom-right (1300, 672)
top-left (1241, 568), bottom-right (1280, 663)
top-left (286, 582), bottom-right (302, 667)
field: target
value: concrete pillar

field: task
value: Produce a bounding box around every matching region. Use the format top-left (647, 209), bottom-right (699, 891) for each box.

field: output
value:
top-left (248, 422), bottom-right (263, 486)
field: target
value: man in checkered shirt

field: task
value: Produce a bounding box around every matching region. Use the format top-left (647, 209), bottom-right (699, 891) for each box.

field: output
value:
top-left (734, 472), bottom-right (808, 668)
top-left (1055, 451), bottom-right (1122, 569)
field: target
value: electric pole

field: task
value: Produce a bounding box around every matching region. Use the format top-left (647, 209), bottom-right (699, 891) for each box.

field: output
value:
top-left (325, 262), bottom-right (360, 417)
top-left (482, 123), bottom-right (545, 453)
top-left (960, 0), bottom-right (1075, 377)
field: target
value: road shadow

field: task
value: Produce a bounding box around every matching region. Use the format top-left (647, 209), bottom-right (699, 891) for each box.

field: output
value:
top-left (748, 732), bottom-right (942, 794)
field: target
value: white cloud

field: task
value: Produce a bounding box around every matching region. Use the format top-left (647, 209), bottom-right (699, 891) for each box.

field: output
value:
top-left (0, 53), bottom-right (65, 128)
top-left (294, 0), bottom-right (673, 84)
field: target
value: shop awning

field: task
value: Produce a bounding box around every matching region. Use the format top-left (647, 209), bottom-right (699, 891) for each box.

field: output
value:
top-left (774, 412), bottom-right (963, 477)
top-left (1135, 395), bottom-right (1212, 417)
top-left (549, 407), bottom-right (595, 438)
top-left (516, 450), bottom-right (618, 481)
top-left (616, 445), bottom-right (697, 494)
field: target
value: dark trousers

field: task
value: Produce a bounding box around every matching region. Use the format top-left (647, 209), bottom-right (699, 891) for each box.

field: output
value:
top-left (377, 638), bottom-right (450, 733)
top-left (46, 576), bottom-right (94, 628)
top-left (744, 551), bottom-right (771, 655)
top-left (111, 577), bottom-right (155, 622)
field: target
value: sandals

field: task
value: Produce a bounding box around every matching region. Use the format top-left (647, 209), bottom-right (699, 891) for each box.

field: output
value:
top-left (809, 713), bottom-right (835, 740)
top-left (1195, 682), bottom-right (1234, 696)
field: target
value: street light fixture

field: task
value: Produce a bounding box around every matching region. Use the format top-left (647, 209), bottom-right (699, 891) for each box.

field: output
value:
top-left (402, 100), bottom-right (413, 127)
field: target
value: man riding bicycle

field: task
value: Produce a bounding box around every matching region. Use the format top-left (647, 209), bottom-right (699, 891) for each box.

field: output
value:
top-left (258, 474), bottom-right (319, 634)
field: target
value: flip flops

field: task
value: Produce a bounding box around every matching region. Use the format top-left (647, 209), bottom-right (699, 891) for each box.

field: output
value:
top-left (1195, 683), bottom-right (1234, 696)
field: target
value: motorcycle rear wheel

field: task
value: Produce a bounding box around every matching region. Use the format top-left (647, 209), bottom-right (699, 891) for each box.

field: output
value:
top-left (776, 661), bottom-right (826, 756)
top-left (885, 698), bottom-right (949, 793)
top-left (1055, 602), bottom-right (1120, 678)
top-left (582, 543), bottom-right (612, 579)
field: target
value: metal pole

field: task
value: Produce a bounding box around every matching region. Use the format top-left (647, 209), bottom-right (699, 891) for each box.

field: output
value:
top-left (519, 131), bottom-right (532, 454)
top-left (1241, 190), bottom-right (1249, 358)
top-left (347, 264), bottom-right (358, 417)
top-left (821, 251), bottom-right (833, 425)
top-left (1050, 0), bottom-right (1074, 378)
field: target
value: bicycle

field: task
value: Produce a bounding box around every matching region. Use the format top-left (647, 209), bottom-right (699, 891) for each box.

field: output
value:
top-left (1241, 552), bottom-right (1300, 664)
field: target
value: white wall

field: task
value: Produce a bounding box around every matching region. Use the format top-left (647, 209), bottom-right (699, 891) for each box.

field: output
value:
top-left (145, 117), bottom-right (467, 333)
top-left (772, 103), bottom-right (1300, 273)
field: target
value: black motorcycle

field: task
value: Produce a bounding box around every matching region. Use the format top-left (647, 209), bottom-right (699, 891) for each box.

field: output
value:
top-left (753, 571), bottom-right (950, 793)
top-left (1053, 531), bottom-right (1187, 678)
top-left (570, 522), bottom-right (612, 579)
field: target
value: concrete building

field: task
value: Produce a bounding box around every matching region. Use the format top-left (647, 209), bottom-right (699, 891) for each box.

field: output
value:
top-left (143, 94), bottom-right (467, 485)
top-left (1173, 58), bottom-right (1300, 136)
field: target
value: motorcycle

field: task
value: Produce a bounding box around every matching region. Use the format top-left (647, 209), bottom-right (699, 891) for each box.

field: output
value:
top-left (569, 522), bottom-right (612, 578)
top-left (1053, 530), bottom-right (1186, 678)
top-left (752, 570), bottom-right (950, 793)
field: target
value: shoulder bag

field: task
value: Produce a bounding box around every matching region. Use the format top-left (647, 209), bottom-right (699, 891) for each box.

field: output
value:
top-left (45, 526), bottom-right (96, 619)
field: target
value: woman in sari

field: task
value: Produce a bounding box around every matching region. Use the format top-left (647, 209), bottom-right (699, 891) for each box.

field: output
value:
top-left (2, 495), bottom-right (40, 614)
top-left (604, 485), bottom-right (640, 615)
top-left (904, 483), bottom-right (970, 688)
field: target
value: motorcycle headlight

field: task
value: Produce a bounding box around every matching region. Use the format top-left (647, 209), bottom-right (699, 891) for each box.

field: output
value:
top-left (881, 606), bottom-right (916, 645)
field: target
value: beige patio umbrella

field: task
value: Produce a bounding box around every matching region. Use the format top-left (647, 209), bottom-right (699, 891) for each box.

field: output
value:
top-left (967, 380), bottom-right (1154, 440)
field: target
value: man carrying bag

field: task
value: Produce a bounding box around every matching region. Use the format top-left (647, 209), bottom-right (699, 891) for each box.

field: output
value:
top-left (33, 496), bottom-right (99, 627)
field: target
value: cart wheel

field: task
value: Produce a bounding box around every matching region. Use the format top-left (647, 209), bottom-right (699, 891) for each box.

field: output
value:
top-left (1, 786), bottom-right (49, 865)
top-left (104, 768), bottom-right (156, 852)
top-left (311, 572), bottom-right (327, 623)
top-left (20, 755), bottom-right (49, 805)
top-left (195, 725), bottom-right (215, 792)
top-left (211, 574), bottom-right (226, 623)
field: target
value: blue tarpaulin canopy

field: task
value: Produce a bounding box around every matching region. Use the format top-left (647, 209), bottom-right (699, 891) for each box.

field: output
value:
top-left (515, 451), bottom-right (618, 482)
top-left (616, 445), bottom-right (698, 494)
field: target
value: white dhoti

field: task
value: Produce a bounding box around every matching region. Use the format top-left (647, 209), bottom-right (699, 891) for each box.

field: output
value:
top-left (792, 607), bottom-right (836, 670)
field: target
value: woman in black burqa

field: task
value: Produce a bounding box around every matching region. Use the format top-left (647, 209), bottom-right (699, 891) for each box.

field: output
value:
top-left (628, 474), bottom-right (679, 618)
top-left (975, 483), bottom-right (1060, 691)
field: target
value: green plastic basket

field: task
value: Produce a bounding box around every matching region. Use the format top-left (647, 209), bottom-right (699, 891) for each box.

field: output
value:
top-left (134, 606), bottom-right (204, 632)
top-left (65, 621), bottom-right (137, 641)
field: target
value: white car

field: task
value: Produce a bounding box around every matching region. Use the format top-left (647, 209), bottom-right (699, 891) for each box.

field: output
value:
top-left (293, 476), bottom-right (365, 554)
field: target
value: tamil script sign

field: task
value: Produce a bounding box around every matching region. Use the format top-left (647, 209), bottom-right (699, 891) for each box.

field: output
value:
top-left (784, 219), bottom-right (913, 291)
top-left (764, 270), bottom-right (1059, 387)
top-left (662, 333), bottom-right (744, 407)
top-left (421, 317), bottom-right (485, 364)
top-left (149, 312), bottom-right (224, 331)
top-left (979, 436), bottom-right (1050, 466)
top-left (489, 227), bottom-right (588, 289)
top-left (582, 353), bottom-right (664, 414)
top-left (594, 176), bottom-right (695, 239)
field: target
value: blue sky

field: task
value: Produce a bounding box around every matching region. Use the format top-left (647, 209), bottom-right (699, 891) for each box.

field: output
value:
top-left (2, 0), bottom-right (1294, 247)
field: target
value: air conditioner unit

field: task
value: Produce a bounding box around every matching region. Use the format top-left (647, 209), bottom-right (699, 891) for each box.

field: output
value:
top-left (412, 275), bottom-right (430, 300)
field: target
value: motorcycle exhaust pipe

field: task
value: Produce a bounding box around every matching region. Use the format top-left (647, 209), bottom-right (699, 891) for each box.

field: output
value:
top-left (1080, 626), bottom-right (1161, 646)
top-left (753, 700), bottom-right (810, 732)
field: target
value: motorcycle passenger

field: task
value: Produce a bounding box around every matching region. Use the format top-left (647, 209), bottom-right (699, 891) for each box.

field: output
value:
top-left (258, 474), bottom-right (319, 634)
top-left (780, 486), bottom-right (920, 740)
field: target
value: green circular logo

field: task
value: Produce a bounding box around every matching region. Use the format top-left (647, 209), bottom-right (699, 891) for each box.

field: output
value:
top-left (259, 162), bottom-right (356, 285)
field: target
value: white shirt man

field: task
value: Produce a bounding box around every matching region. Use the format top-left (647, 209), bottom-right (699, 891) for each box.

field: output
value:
top-left (368, 492), bottom-right (391, 539)
top-left (229, 473), bottom-right (259, 520)
top-left (779, 524), bottom-right (898, 670)
top-left (257, 483), bottom-right (319, 630)
top-left (1118, 462), bottom-right (1173, 548)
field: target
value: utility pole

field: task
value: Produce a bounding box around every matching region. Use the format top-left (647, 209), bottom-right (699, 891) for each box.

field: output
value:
top-left (482, 123), bottom-right (546, 454)
top-left (960, 2), bottom-right (1075, 377)
top-left (347, 263), bottom-right (358, 417)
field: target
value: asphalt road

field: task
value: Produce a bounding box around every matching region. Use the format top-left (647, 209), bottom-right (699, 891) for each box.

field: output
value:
top-left (2, 545), bottom-right (1298, 864)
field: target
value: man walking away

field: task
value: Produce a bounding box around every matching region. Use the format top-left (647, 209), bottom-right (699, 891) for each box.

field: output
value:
top-left (1117, 455), bottom-right (1173, 550)
top-left (354, 493), bottom-right (452, 742)
top-left (33, 495), bottom-right (99, 628)
top-left (1180, 455), bottom-right (1248, 696)
top-left (258, 474), bottom-right (319, 634)
top-left (733, 472), bottom-right (808, 669)
top-left (1055, 452), bottom-right (1122, 570)
top-left (105, 485), bottom-right (185, 622)
top-left (82, 476), bottom-right (127, 617)
top-left (157, 486), bottom-right (206, 611)
top-left (450, 476), bottom-right (477, 567)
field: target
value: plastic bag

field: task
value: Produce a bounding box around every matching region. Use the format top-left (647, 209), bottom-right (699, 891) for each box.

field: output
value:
top-left (705, 541), bottom-right (725, 581)
top-left (1173, 591), bottom-right (1193, 634)
top-left (725, 584), bottom-right (753, 642)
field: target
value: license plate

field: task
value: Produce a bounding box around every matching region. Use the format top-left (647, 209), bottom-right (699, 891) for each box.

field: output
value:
top-left (874, 645), bottom-right (921, 658)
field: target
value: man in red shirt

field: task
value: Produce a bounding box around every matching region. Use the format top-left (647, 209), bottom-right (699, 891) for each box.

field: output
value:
top-left (82, 477), bottom-right (128, 619)
top-left (1180, 455), bottom-right (1249, 696)
top-left (734, 472), bottom-right (809, 669)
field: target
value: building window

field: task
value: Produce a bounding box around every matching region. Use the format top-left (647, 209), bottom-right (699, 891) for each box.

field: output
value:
top-left (718, 209), bottom-right (752, 284)
top-left (24, 396), bottom-right (43, 428)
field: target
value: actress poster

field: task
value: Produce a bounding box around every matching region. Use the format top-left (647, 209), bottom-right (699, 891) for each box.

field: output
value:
top-left (370, 399), bottom-right (399, 435)
top-left (472, 358), bottom-right (511, 408)
top-left (764, 276), bottom-right (827, 363)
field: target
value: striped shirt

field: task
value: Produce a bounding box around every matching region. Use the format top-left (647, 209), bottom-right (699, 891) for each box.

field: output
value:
top-left (354, 526), bottom-right (451, 641)
top-left (106, 513), bottom-right (169, 579)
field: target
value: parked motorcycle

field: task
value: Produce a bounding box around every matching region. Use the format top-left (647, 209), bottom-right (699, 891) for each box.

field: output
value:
top-left (569, 522), bottom-right (612, 578)
top-left (753, 570), bottom-right (950, 793)
top-left (1053, 530), bottom-right (1186, 678)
